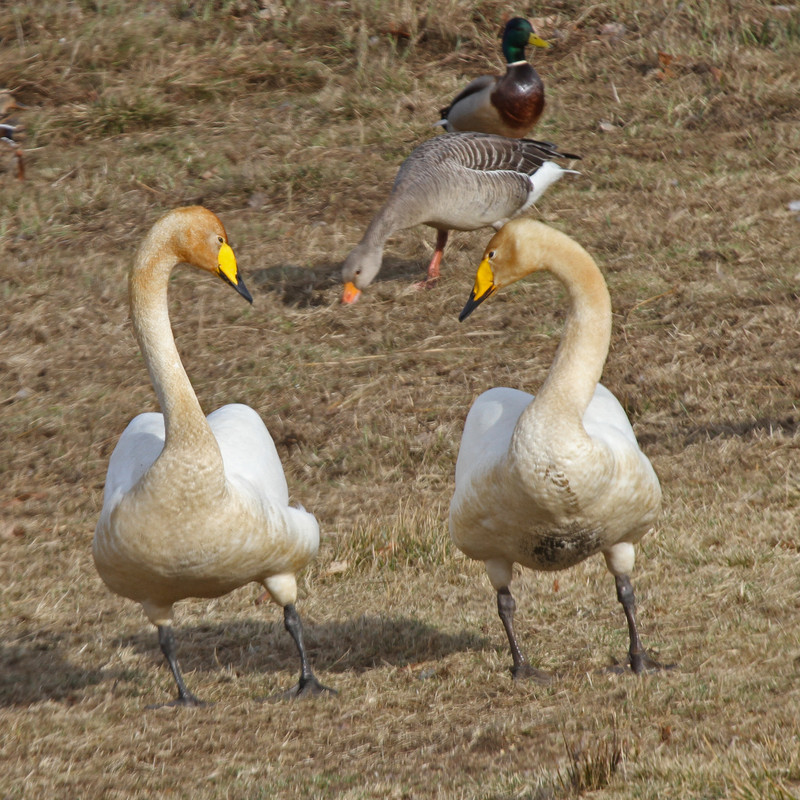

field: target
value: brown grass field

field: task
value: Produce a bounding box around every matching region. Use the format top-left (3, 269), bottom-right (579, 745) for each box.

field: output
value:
top-left (1, 1), bottom-right (799, 797)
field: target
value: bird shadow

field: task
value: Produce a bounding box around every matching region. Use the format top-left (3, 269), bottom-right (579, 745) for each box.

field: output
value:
top-left (248, 257), bottom-right (426, 307)
top-left (119, 614), bottom-right (487, 678)
top-left (637, 412), bottom-right (798, 449)
top-left (248, 262), bottom-right (337, 307)
top-left (0, 631), bottom-right (105, 707)
top-left (365, 256), bottom-right (428, 285)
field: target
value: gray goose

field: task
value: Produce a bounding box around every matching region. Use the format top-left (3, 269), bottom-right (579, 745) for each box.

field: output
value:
top-left (341, 132), bottom-right (579, 303)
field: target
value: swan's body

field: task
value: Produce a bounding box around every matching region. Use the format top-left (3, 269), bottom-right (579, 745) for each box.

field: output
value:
top-left (94, 206), bottom-right (332, 704)
top-left (436, 18), bottom-right (548, 138)
top-left (451, 218), bottom-right (665, 679)
top-left (341, 133), bottom-right (579, 303)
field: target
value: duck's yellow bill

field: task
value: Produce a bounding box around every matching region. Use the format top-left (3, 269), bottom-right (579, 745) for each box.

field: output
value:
top-left (529, 33), bottom-right (550, 48)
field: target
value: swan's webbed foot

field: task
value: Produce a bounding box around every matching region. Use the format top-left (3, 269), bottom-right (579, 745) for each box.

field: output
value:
top-left (148, 690), bottom-right (208, 709)
top-left (630, 649), bottom-right (673, 674)
top-left (511, 662), bottom-right (553, 684)
top-left (607, 650), bottom-right (673, 675)
top-left (280, 673), bottom-right (338, 700)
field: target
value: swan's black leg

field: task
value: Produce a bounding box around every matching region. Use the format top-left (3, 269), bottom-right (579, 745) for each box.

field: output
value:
top-left (614, 575), bottom-right (666, 673)
top-left (280, 604), bottom-right (336, 699)
top-left (151, 624), bottom-right (205, 707)
top-left (497, 588), bottom-right (551, 683)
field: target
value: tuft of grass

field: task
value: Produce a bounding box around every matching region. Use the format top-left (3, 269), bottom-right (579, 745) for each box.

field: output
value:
top-left (558, 726), bottom-right (626, 795)
top-left (731, 772), bottom-right (800, 800)
top-left (331, 501), bottom-right (452, 574)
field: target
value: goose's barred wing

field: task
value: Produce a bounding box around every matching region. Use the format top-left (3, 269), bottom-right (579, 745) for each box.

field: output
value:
top-left (417, 132), bottom-right (580, 176)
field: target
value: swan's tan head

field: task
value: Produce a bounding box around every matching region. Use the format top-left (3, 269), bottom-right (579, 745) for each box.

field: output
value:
top-left (459, 218), bottom-right (552, 321)
top-left (152, 206), bottom-right (252, 303)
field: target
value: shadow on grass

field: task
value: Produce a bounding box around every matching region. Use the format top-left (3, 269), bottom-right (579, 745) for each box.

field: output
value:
top-left (249, 263), bottom-right (337, 307)
top-left (638, 412), bottom-right (799, 449)
top-left (249, 257), bottom-right (426, 306)
top-left (120, 614), bottom-right (487, 677)
top-left (0, 632), bottom-right (104, 707)
top-left (682, 413), bottom-right (799, 443)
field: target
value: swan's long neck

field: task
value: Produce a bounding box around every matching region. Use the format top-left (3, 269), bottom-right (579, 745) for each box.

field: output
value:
top-left (129, 230), bottom-right (223, 476)
top-left (517, 230), bottom-right (611, 441)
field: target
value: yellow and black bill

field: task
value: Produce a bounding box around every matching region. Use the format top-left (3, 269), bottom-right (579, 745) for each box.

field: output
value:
top-left (459, 257), bottom-right (497, 322)
top-left (216, 242), bottom-right (253, 304)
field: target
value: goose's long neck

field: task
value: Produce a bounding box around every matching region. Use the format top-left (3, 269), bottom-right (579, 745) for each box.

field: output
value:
top-left (363, 180), bottom-right (428, 248)
top-left (360, 205), bottom-right (398, 251)
top-left (522, 232), bottom-right (611, 435)
top-left (129, 236), bottom-right (220, 465)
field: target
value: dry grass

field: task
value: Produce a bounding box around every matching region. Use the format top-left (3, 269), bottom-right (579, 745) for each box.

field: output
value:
top-left (1, 0), bottom-right (800, 797)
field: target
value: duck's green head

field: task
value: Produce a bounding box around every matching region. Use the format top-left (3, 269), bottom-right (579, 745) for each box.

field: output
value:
top-left (501, 17), bottom-right (548, 63)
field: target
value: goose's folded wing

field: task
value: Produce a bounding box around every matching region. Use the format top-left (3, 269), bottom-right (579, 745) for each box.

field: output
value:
top-left (441, 133), bottom-right (579, 174)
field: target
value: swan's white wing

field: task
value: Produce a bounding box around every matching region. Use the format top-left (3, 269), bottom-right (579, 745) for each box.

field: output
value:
top-left (584, 384), bottom-right (659, 485)
top-left (583, 384), bottom-right (639, 447)
top-left (207, 403), bottom-right (289, 507)
top-left (98, 412), bottom-right (165, 524)
top-left (454, 387), bottom-right (533, 490)
top-left (584, 384), bottom-right (661, 520)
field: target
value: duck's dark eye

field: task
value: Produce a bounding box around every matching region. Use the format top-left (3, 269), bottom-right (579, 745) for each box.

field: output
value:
top-left (488, 250), bottom-right (496, 259)
top-left (355, 269), bottom-right (361, 276)
top-left (217, 235), bottom-right (224, 244)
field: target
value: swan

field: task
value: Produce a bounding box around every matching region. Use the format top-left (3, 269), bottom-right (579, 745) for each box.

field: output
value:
top-left (341, 132), bottom-right (579, 303)
top-left (94, 206), bottom-right (333, 705)
top-left (436, 18), bottom-right (549, 138)
top-left (450, 218), bottom-right (665, 680)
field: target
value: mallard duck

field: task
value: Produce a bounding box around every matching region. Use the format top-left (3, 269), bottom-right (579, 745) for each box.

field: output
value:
top-left (94, 206), bottom-right (334, 705)
top-left (341, 132), bottom-right (579, 303)
top-left (0, 90), bottom-right (25, 180)
top-left (451, 218), bottom-right (666, 680)
top-left (436, 18), bottom-right (549, 138)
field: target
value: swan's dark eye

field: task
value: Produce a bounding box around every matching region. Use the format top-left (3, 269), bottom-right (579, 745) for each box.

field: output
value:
top-left (355, 269), bottom-right (361, 276)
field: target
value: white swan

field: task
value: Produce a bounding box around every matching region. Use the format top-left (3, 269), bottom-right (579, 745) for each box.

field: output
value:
top-left (94, 206), bottom-right (333, 705)
top-left (450, 218), bottom-right (665, 679)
